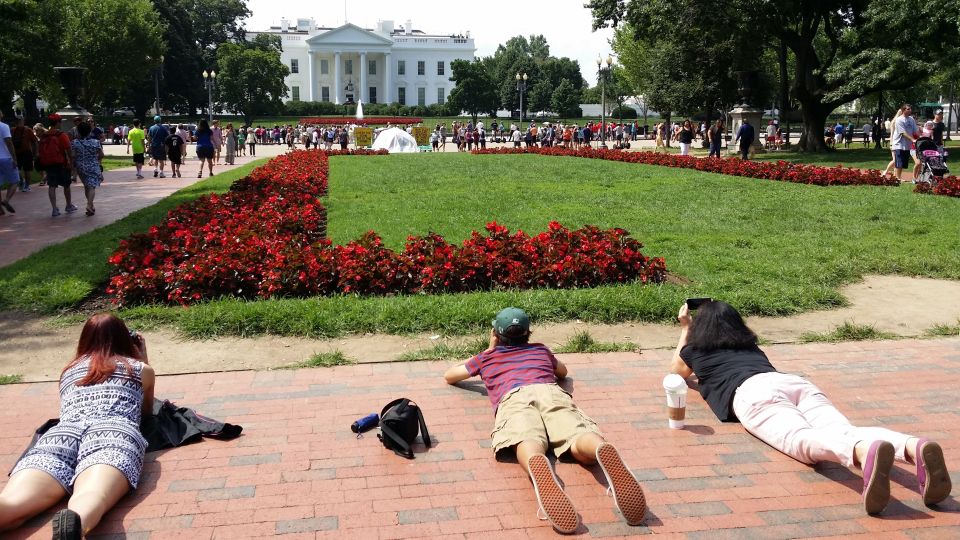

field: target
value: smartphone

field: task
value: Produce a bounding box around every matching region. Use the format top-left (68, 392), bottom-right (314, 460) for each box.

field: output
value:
top-left (686, 298), bottom-right (712, 310)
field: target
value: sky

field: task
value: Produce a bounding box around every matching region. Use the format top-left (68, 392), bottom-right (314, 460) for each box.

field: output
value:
top-left (244, 0), bottom-right (615, 85)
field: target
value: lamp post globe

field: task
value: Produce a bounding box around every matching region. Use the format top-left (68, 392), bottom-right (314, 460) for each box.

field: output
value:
top-left (203, 70), bottom-right (217, 123)
top-left (515, 72), bottom-right (528, 123)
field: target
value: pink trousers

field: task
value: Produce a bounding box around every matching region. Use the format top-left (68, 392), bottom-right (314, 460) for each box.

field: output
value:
top-left (732, 372), bottom-right (912, 468)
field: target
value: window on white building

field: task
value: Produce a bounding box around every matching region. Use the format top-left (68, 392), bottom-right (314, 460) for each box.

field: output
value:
top-left (437, 61), bottom-right (444, 76)
top-left (417, 61), bottom-right (425, 76)
top-left (321, 86), bottom-right (330, 102)
top-left (437, 87), bottom-right (445, 105)
top-left (291, 59), bottom-right (299, 74)
top-left (398, 87), bottom-right (406, 105)
top-left (345, 59), bottom-right (353, 75)
top-left (369, 60), bottom-right (376, 75)
top-left (398, 60), bottom-right (405, 75)
top-left (291, 86), bottom-right (300, 101)
top-left (369, 87), bottom-right (377, 104)
top-left (320, 59), bottom-right (329, 74)
top-left (417, 87), bottom-right (425, 106)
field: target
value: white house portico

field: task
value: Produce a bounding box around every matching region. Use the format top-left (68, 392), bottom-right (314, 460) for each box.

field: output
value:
top-left (249, 19), bottom-right (476, 107)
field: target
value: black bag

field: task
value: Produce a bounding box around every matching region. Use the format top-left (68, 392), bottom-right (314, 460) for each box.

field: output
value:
top-left (377, 398), bottom-right (431, 459)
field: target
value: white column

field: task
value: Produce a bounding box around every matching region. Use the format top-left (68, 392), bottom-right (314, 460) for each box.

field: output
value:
top-left (384, 52), bottom-right (392, 104)
top-left (334, 52), bottom-right (341, 104)
top-left (359, 51), bottom-right (368, 103)
top-left (307, 52), bottom-right (315, 101)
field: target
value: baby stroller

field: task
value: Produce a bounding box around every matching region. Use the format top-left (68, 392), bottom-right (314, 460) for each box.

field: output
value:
top-left (915, 137), bottom-right (948, 185)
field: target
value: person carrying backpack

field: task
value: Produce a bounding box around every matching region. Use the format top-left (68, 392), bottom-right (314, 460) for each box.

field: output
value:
top-left (38, 114), bottom-right (75, 217)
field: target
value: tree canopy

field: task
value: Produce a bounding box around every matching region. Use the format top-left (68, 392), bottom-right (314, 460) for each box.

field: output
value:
top-left (215, 34), bottom-right (289, 125)
top-left (448, 59), bottom-right (499, 124)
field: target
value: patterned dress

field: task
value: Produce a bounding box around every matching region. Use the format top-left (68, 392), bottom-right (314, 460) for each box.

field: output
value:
top-left (12, 357), bottom-right (147, 491)
top-left (71, 138), bottom-right (103, 188)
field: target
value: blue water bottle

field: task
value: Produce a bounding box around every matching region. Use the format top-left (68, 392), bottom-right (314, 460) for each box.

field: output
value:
top-left (351, 413), bottom-right (379, 434)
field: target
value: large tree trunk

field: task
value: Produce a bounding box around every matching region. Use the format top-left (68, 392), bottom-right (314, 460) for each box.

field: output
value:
top-left (778, 38), bottom-right (790, 146)
top-left (22, 90), bottom-right (40, 125)
top-left (797, 104), bottom-right (831, 152)
top-left (663, 111), bottom-right (672, 147)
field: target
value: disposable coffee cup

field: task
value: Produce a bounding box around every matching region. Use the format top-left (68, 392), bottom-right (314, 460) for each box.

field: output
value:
top-left (663, 374), bottom-right (687, 429)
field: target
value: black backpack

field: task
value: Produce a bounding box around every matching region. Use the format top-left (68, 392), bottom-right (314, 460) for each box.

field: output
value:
top-left (377, 398), bottom-right (431, 459)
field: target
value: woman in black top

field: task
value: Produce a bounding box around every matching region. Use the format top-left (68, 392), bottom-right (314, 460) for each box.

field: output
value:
top-left (669, 300), bottom-right (952, 515)
top-left (677, 120), bottom-right (694, 156)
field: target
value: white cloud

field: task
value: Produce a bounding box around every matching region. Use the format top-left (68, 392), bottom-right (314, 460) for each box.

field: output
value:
top-left (244, 0), bottom-right (615, 84)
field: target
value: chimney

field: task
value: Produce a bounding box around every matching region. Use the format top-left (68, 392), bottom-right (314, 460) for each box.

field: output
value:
top-left (405, 19), bottom-right (412, 35)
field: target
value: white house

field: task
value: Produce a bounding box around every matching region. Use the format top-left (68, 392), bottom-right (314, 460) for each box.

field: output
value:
top-left (248, 19), bottom-right (476, 106)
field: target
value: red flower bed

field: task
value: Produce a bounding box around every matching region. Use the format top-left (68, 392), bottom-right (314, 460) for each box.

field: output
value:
top-left (914, 176), bottom-right (960, 197)
top-left (299, 116), bottom-right (424, 126)
top-left (107, 151), bottom-right (665, 305)
top-left (473, 147), bottom-right (900, 187)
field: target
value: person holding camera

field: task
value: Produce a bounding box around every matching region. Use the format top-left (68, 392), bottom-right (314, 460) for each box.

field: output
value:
top-left (444, 308), bottom-right (646, 533)
top-left (0, 313), bottom-right (155, 539)
top-left (669, 300), bottom-right (952, 515)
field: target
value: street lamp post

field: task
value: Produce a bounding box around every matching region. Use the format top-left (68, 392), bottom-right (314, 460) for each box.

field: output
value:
top-left (597, 55), bottom-right (613, 149)
top-left (202, 70), bottom-right (217, 123)
top-left (148, 55), bottom-right (165, 115)
top-left (515, 72), bottom-right (528, 124)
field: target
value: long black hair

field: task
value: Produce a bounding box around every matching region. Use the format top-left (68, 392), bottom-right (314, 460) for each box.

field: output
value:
top-left (687, 301), bottom-right (758, 352)
top-left (197, 118), bottom-right (211, 134)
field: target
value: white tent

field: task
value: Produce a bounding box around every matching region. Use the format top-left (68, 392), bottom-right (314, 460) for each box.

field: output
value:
top-left (371, 127), bottom-right (419, 153)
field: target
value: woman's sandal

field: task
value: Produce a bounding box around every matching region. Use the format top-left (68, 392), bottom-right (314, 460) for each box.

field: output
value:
top-left (85, 208), bottom-right (95, 216)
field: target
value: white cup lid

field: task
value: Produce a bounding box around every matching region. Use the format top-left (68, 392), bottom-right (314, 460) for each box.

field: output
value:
top-left (663, 373), bottom-right (687, 392)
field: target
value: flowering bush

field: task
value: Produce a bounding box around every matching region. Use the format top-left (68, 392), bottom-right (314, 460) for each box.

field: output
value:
top-left (107, 151), bottom-right (666, 305)
top-left (473, 147), bottom-right (900, 187)
top-left (299, 117), bottom-right (424, 126)
top-left (913, 176), bottom-right (960, 197)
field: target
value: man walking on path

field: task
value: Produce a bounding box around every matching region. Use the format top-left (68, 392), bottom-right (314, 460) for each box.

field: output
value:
top-left (735, 119), bottom-right (755, 160)
top-left (0, 110), bottom-right (20, 215)
top-left (38, 114), bottom-right (75, 217)
top-left (126, 120), bottom-right (146, 179)
top-left (12, 116), bottom-right (38, 192)
top-left (443, 308), bottom-right (646, 534)
top-left (147, 116), bottom-right (169, 178)
top-left (892, 104), bottom-right (918, 183)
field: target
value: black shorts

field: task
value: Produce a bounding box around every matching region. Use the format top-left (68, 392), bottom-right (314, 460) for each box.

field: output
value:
top-left (168, 152), bottom-right (182, 165)
top-left (196, 146), bottom-right (214, 159)
top-left (16, 152), bottom-right (34, 171)
top-left (133, 153), bottom-right (145, 165)
top-left (46, 165), bottom-right (71, 188)
top-left (150, 146), bottom-right (167, 161)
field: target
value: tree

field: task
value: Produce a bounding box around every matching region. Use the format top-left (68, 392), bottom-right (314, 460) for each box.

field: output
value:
top-left (486, 35), bottom-right (586, 112)
top-left (590, 0), bottom-right (960, 152)
top-left (448, 59), bottom-right (499, 124)
top-left (215, 34), bottom-right (289, 125)
top-left (61, 0), bottom-right (166, 108)
top-left (0, 0), bottom-right (64, 119)
top-left (551, 79), bottom-right (582, 118)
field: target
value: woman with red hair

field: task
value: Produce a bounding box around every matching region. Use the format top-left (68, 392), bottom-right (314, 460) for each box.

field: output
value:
top-left (0, 313), bottom-right (155, 539)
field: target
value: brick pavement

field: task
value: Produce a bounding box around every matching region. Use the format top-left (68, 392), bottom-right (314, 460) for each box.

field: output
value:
top-left (0, 338), bottom-right (958, 539)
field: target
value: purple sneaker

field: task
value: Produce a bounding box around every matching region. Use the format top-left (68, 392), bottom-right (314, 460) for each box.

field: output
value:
top-left (915, 438), bottom-right (952, 506)
top-left (862, 440), bottom-right (895, 515)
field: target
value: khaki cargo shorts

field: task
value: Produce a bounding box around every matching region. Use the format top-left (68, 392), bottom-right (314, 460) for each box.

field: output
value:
top-left (491, 383), bottom-right (602, 457)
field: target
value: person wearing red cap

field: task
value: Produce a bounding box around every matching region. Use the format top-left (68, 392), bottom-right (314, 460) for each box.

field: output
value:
top-left (37, 114), bottom-right (75, 217)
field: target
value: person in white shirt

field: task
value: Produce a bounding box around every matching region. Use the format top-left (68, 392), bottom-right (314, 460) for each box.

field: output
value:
top-left (0, 110), bottom-right (20, 215)
top-left (862, 123), bottom-right (872, 147)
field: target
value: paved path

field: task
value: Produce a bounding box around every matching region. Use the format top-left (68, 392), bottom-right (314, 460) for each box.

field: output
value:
top-left (1, 338), bottom-right (957, 539)
top-left (0, 144), bottom-right (288, 269)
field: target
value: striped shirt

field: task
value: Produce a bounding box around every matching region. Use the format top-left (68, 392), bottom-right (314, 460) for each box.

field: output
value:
top-left (466, 344), bottom-right (559, 411)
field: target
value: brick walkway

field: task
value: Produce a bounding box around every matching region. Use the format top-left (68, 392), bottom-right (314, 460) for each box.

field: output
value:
top-left (1, 338), bottom-right (958, 539)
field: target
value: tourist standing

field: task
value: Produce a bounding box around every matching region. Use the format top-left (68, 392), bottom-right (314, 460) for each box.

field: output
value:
top-left (237, 126), bottom-right (247, 156)
top-left (38, 114), bottom-right (75, 217)
top-left (932, 111), bottom-right (946, 148)
top-left (176, 124), bottom-right (191, 164)
top-left (211, 121), bottom-right (223, 165)
top-left (0, 110), bottom-right (20, 215)
top-left (195, 119), bottom-right (215, 178)
top-left (248, 127), bottom-right (257, 156)
top-left (12, 116), bottom-right (38, 192)
top-left (147, 116), bottom-right (169, 178)
top-left (70, 121), bottom-right (104, 216)
top-left (126, 119), bottom-right (146, 179)
top-left (735, 119), bottom-right (755, 160)
top-left (677, 120), bottom-right (694, 156)
top-left (224, 123), bottom-right (236, 165)
top-left (862, 121), bottom-right (872, 147)
top-left (707, 120), bottom-right (724, 158)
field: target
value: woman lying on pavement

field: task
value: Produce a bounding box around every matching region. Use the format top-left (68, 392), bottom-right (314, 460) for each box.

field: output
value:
top-left (0, 313), bottom-right (155, 539)
top-left (669, 300), bottom-right (952, 515)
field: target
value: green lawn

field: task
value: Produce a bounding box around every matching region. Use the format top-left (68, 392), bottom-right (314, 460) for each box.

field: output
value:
top-left (0, 160), bottom-right (267, 312)
top-left (102, 155), bottom-right (134, 171)
top-left (3, 152), bottom-right (959, 340)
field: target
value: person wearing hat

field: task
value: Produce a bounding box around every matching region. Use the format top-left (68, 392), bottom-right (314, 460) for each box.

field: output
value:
top-left (443, 308), bottom-right (646, 533)
top-left (146, 116), bottom-right (169, 178)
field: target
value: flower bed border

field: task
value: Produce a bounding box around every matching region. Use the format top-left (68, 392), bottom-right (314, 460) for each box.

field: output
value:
top-left (473, 146), bottom-right (902, 188)
top-left (913, 176), bottom-right (960, 197)
top-left (107, 150), bottom-right (665, 306)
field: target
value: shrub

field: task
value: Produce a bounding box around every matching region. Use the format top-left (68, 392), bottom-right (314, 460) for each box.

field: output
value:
top-left (609, 106), bottom-right (638, 119)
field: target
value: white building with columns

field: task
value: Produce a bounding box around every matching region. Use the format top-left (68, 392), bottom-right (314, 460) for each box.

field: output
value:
top-left (248, 19), bottom-right (476, 106)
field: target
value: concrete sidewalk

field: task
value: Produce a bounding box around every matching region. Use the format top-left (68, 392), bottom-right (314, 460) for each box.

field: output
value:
top-left (0, 144), bottom-right (288, 269)
top-left (1, 338), bottom-right (957, 539)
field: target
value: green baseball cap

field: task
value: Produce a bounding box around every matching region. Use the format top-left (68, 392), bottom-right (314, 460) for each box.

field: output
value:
top-left (493, 307), bottom-right (530, 336)
top-left (153, 115), bottom-right (161, 123)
